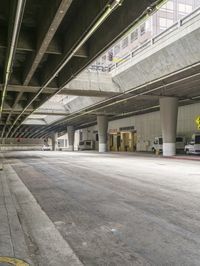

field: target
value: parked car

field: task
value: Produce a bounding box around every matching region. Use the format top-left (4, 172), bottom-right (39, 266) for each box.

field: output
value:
top-left (78, 140), bottom-right (95, 151)
top-left (184, 133), bottom-right (200, 154)
top-left (42, 144), bottom-right (51, 151)
top-left (152, 136), bottom-right (185, 153)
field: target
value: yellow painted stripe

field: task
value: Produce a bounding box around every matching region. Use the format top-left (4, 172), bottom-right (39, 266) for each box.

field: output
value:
top-left (0, 257), bottom-right (29, 266)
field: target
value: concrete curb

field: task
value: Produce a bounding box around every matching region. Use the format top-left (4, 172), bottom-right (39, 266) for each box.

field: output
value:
top-left (4, 164), bottom-right (84, 266)
top-left (163, 156), bottom-right (200, 162)
top-left (0, 167), bottom-right (33, 265)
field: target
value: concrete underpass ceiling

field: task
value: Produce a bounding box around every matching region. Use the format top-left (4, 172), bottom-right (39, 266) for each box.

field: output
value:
top-left (30, 34), bottom-right (200, 138)
top-left (1, 0), bottom-right (200, 139)
top-left (0, 0), bottom-right (164, 138)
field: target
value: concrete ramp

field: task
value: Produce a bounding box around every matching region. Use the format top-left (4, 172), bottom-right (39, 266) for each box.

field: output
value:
top-left (112, 10), bottom-right (200, 92)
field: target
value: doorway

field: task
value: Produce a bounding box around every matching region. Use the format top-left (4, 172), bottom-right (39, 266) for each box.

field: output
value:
top-left (120, 131), bottom-right (137, 152)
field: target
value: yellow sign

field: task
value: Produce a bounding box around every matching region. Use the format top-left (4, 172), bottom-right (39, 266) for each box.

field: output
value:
top-left (196, 116), bottom-right (200, 130)
top-left (0, 257), bottom-right (29, 266)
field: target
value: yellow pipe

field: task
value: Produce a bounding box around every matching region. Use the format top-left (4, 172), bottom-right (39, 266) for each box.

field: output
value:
top-left (0, 256), bottom-right (29, 266)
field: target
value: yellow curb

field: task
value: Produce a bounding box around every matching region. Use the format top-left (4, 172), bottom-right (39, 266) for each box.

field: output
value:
top-left (0, 257), bottom-right (29, 265)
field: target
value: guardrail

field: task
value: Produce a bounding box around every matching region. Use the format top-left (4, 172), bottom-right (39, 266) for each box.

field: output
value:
top-left (88, 6), bottom-right (200, 73)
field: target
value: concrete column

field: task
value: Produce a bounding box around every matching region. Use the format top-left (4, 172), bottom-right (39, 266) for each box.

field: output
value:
top-left (67, 126), bottom-right (75, 151)
top-left (52, 133), bottom-right (58, 151)
top-left (159, 97), bottom-right (178, 156)
top-left (97, 115), bottom-right (108, 152)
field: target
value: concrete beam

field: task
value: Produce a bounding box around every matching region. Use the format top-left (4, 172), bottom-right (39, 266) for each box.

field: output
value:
top-left (1, 92), bottom-right (23, 138)
top-left (0, 27), bottom-right (62, 55)
top-left (23, 0), bottom-right (74, 86)
top-left (61, 89), bottom-right (120, 97)
top-left (0, 28), bottom-right (90, 58)
top-left (2, 109), bottom-right (70, 117)
top-left (0, 84), bottom-right (58, 93)
top-left (74, 44), bottom-right (88, 58)
top-left (63, 70), bottom-right (121, 96)
top-left (57, 0), bottom-right (160, 88)
top-left (0, 0), bottom-right (25, 117)
top-left (41, 0), bottom-right (110, 86)
top-left (0, 85), bottom-right (120, 98)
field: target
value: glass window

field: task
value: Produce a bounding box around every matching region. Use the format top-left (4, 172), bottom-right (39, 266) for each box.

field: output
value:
top-left (178, 3), bottom-right (192, 13)
top-left (108, 49), bottom-right (113, 61)
top-left (58, 139), bottom-right (64, 147)
top-left (140, 23), bottom-right (146, 35)
top-left (195, 135), bottom-right (200, 144)
top-left (65, 139), bottom-right (67, 147)
top-left (161, 1), bottom-right (174, 11)
top-left (159, 138), bottom-right (163, 145)
top-left (130, 29), bottom-right (138, 42)
top-left (159, 17), bottom-right (173, 30)
top-left (122, 37), bottom-right (129, 49)
top-left (145, 20), bottom-right (151, 31)
top-left (176, 137), bottom-right (183, 142)
top-left (114, 44), bottom-right (120, 55)
top-left (96, 59), bottom-right (101, 65)
top-left (195, 0), bottom-right (200, 8)
top-left (101, 54), bottom-right (107, 64)
top-left (79, 131), bottom-right (83, 141)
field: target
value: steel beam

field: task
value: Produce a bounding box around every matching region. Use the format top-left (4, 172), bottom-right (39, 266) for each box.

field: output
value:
top-left (0, 0), bottom-right (26, 119)
top-left (1, 91), bottom-right (23, 137)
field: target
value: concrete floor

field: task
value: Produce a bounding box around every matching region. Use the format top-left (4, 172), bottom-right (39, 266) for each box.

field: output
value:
top-left (1, 151), bottom-right (200, 266)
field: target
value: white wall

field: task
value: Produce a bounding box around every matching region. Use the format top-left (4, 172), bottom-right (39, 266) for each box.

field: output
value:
top-left (177, 103), bottom-right (200, 137)
top-left (58, 130), bottom-right (80, 150)
top-left (81, 102), bottom-right (200, 151)
top-left (0, 138), bottom-right (44, 151)
top-left (109, 112), bottom-right (161, 151)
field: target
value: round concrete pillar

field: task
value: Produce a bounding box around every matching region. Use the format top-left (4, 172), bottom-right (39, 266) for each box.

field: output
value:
top-left (159, 97), bottom-right (178, 156)
top-left (67, 126), bottom-right (75, 151)
top-left (52, 133), bottom-right (58, 151)
top-left (97, 115), bottom-right (108, 153)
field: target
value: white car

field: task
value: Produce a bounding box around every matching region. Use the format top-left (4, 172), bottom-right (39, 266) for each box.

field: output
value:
top-left (152, 136), bottom-right (185, 153)
top-left (184, 134), bottom-right (200, 155)
top-left (78, 140), bottom-right (95, 151)
top-left (42, 144), bottom-right (51, 151)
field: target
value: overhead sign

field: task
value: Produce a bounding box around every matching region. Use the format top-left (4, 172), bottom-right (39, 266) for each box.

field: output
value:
top-left (109, 128), bottom-right (118, 134)
top-left (195, 116), bottom-right (200, 130)
top-left (119, 126), bottom-right (135, 132)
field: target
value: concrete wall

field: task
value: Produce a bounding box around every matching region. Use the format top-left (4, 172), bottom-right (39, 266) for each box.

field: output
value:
top-left (0, 138), bottom-right (44, 151)
top-left (81, 102), bottom-right (200, 151)
top-left (0, 145), bottom-right (43, 151)
top-left (0, 138), bottom-right (44, 145)
top-left (66, 70), bottom-right (121, 93)
top-left (58, 130), bottom-right (80, 150)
